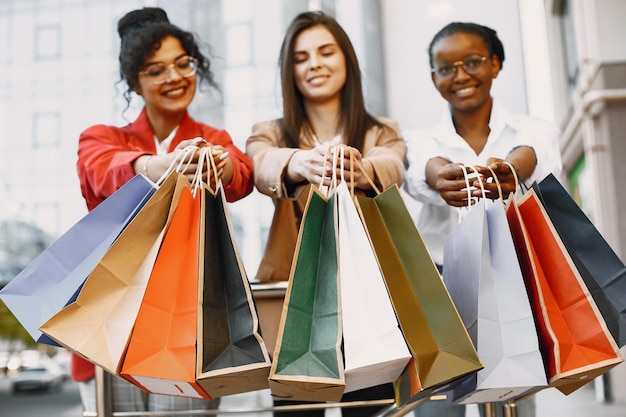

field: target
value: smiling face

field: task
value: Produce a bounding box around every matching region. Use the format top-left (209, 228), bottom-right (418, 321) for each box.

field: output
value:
top-left (292, 25), bottom-right (347, 106)
top-left (430, 32), bottom-right (500, 114)
top-left (137, 35), bottom-right (196, 121)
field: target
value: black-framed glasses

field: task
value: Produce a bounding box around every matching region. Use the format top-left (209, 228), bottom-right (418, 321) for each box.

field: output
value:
top-left (431, 55), bottom-right (488, 81)
top-left (139, 56), bottom-right (198, 85)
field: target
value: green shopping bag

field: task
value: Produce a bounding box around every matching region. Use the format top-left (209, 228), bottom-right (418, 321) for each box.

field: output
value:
top-left (268, 186), bottom-right (345, 402)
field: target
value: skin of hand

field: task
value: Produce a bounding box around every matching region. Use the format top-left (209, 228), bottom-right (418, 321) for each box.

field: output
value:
top-left (426, 157), bottom-right (481, 207)
top-left (337, 146), bottom-right (375, 190)
top-left (286, 143), bottom-right (336, 187)
top-left (134, 138), bottom-right (236, 186)
top-left (208, 145), bottom-right (233, 187)
top-left (133, 138), bottom-right (201, 182)
top-left (476, 145), bottom-right (537, 198)
top-left (425, 145), bottom-right (537, 206)
top-left (286, 144), bottom-right (375, 190)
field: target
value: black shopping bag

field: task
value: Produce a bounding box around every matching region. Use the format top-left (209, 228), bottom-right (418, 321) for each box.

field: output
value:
top-left (196, 182), bottom-right (272, 398)
top-left (533, 174), bottom-right (626, 347)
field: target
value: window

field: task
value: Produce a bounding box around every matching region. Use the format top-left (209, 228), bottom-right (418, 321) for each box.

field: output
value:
top-left (33, 112), bottom-right (60, 147)
top-left (555, 0), bottom-right (579, 89)
top-left (35, 24), bottom-right (61, 60)
top-left (225, 24), bottom-right (252, 67)
top-left (34, 202), bottom-right (61, 236)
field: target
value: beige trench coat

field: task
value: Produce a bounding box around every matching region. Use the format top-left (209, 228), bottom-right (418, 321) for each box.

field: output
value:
top-left (246, 117), bottom-right (406, 282)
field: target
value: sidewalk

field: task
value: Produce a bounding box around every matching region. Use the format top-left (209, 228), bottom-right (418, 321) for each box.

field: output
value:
top-left (533, 382), bottom-right (626, 417)
top-left (217, 382), bottom-right (626, 417)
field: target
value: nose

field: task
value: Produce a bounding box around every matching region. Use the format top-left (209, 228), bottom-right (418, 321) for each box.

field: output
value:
top-left (452, 63), bottom-right (471, 81)
top-left (164, 64), bottom-right (183, 82)
top-left (308, 54), bottom-right (322, 69)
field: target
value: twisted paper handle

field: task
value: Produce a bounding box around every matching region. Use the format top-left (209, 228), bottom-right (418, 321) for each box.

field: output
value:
top-left (501, 160), bottom-right (521, 200)
top-left (154, 145), bottom-right (198, 186)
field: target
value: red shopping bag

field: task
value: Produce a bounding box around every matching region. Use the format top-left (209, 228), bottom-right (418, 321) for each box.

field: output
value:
top-left (120, 177), bottom-right (210, 400)
top-left (506, 190), bottom-right (623, 395)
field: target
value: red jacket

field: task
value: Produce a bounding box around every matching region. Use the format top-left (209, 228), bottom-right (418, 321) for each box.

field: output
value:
top-left (71, 109), bottom-right (254, 381)
top-left (77, 109), bottom-right (253, 210)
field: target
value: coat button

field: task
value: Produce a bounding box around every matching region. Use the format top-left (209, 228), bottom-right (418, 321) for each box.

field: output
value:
top-left (268, 185), bottom-right (278, 194)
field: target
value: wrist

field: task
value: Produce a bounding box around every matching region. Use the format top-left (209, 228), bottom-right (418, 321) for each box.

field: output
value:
top-left (143, 155), bottom-right (153, 180)
top-left (285, 150), bottom-right (306, 184)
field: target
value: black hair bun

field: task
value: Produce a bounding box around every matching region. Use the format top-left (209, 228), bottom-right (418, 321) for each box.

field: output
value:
top-left (117, 7), bottom-right (170, 39)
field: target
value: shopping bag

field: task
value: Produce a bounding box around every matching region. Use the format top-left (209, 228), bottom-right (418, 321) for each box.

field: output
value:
top-left (39, 172), bottom-right (185, 374)
top-left (533, 174), bottom-right (626, 348)
top-left (442, 171), bottom-right (546, 404)
top-left (120, 179), bottom-right (211, 400)
top-left (506, 190), bottom-right (623, 395)
top-left (269, 186), bottom-right (345, 402)
top-left (336, 182), bottom-right (411, 393)
top-left (0, 174), bottom-right (156, 344)
top-left (196, 182), bottom-right (271, 398)
top-left (355, 184), bottom-right (482, 406)
top-left (255, 197), bottom-right (302, 282)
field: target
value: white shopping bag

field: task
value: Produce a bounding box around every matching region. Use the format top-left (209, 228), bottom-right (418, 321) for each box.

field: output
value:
top-left (336, 182), bottom-right (411, 393)
top-left (443, 168), bottom-right (547, 404)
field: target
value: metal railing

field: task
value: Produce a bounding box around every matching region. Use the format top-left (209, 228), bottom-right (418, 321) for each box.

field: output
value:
top-left (85, 367), bottom-right (518, 417)
top-left (83, 282), bottom-right (518, 417)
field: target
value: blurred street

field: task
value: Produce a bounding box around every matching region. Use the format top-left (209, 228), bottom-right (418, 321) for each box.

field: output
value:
top-left (2, 371), bottom-right (626, 417)
top-left (0, 373), bottom-right (83, 416)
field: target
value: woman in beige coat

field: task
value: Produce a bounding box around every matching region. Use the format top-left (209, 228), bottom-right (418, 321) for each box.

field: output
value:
top-left (246, 10), bottom-right (405, 282)
top-left (245, 10), bottom-right (406, 417)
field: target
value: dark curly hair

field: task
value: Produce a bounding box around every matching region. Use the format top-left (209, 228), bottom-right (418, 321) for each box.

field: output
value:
top-left (428, 22), bottom-right (505, 70)
top-left (117, 7), bottom-right (218, 107)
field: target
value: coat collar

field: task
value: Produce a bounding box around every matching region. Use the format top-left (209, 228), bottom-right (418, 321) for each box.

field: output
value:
top-left (128, 109), bottom-right (202, 152)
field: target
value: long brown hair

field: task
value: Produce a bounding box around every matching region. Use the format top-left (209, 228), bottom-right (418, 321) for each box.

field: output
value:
top-left (278, 11), bottom-right (386, 149)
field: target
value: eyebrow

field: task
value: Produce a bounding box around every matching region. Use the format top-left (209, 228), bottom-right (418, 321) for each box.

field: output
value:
top-left (143, 53), bottom-right (189, 67)
top-left (434, 53), bottom-right (485, 63)
top-left (293, 42), bottom-right (337, 54)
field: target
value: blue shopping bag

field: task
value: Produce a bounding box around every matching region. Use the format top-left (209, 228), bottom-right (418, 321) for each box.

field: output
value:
top-left (0, 174), bottom-right (156, 344)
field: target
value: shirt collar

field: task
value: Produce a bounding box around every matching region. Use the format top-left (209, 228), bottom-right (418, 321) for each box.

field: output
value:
top-left (154, 126), bottom-right (179, 156)
top-left (128, 108), bottom-right (196, 154)
top-left (438, 98), bottom-right (521, 144)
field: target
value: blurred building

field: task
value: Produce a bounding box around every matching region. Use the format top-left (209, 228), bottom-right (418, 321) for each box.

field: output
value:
top-left (541, 0), bottom-right (626, 403)
top-left (0, 220), bottom-right (51, 286)
top-left (0, 0), bottom-right (389, 278)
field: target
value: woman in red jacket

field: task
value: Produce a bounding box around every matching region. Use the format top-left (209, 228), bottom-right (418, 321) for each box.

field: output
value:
top-left (74, 6), bottom-right (253, 414)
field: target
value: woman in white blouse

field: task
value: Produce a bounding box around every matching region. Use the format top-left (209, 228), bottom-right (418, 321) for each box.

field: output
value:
top-left (404, 21), bottom-right (563, 271)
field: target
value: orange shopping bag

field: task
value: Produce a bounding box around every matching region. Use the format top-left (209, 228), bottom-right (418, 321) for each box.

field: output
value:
top-left (120, 176), bottom-right (210, 400)
top-left (505, 190), bottom-right (623, 395)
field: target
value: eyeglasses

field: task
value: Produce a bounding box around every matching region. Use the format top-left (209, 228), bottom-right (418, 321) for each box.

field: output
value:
top-left (431, 55), bottom-right (488, 81)
top-left (139, 56), bottom-right (198, 85)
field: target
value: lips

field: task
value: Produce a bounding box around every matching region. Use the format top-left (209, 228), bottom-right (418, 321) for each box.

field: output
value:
top-left (162, 86), bottom-right (186, 98)
top-left (454, 86), bottom-right (476, 97)
top-left (307, 74), bottom-right (329, 86)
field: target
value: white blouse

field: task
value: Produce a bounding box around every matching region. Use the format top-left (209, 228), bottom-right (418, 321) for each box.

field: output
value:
top-left (403, 99), bottom-right (563, 265)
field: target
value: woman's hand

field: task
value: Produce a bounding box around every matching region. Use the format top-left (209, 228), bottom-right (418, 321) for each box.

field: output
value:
top-left (286, 143), bottom-right (335, 186)
top-left (207, 145), bottom-right (233, 187)
top-left (426, 158), bottom-right (482, 207)
top-left (168, 139), bottom-right (233, 187)
top-left (479, 157), bottom-right (520, 198)
top-left (338, 146), bottom-right (375, 191)
top-left (164, 138), bottom-right (209, 182)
